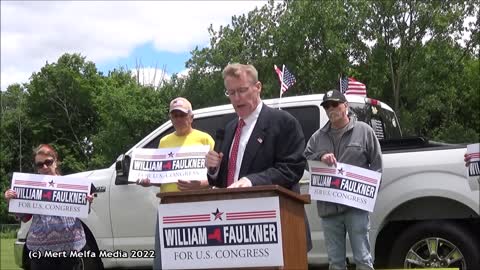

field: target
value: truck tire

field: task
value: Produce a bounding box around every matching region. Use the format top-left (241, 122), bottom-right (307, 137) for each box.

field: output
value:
top-left (78, 237), bottom-right (103, 270)
top-left (387, 221), bottom-right (480, 269)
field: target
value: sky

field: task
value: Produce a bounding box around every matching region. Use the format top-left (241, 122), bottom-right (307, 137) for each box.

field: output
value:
top-left (0, 1), bottom-right (264, 90)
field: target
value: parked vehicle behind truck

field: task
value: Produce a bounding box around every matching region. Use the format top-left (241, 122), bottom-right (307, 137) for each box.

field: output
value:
top-left (14, 94), bottom-right (480, 269)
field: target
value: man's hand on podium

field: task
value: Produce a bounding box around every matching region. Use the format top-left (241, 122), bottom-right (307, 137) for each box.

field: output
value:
top-left (228, 177), bottom-right (252, 188)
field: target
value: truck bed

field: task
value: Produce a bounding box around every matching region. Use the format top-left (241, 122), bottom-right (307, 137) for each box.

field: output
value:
top-left (380, 136), bottom-right (465, 153)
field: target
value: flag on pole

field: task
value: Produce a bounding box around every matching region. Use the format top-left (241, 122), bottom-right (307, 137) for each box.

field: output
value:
top-left (274, 64), bottom-right (296, 95)
top-left (340, 77), bottom-right (367, 96)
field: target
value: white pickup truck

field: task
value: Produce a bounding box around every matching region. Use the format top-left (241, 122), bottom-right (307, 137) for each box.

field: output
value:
top-left (14, 94), bottom-right (480, 269)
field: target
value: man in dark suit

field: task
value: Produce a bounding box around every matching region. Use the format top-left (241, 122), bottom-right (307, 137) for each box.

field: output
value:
top-left (206, 63), bottom-right (311, 250)
top-left (206, 63), bottom-right (305, 188)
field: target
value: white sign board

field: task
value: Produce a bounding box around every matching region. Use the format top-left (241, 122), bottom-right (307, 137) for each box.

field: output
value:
top-left (466, 143), bottom-right (480, 177)
top-left (9, 173), bottom-right (91, 218)
top-left (159, 197), bottom-right (283, 269)
top-left (128, 146), bottom-right (210, 184)
top-left (308, 161), bottom-right (382, 212)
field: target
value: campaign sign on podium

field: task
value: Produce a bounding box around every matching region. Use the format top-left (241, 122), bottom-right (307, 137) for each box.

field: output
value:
top-left (159, 196), bottom-right (283, 269)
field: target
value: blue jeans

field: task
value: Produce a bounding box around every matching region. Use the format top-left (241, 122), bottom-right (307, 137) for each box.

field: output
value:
top-left (321, 208), bottom-right (374, 270)
top-left (153, 213), bottom-right (162, 270)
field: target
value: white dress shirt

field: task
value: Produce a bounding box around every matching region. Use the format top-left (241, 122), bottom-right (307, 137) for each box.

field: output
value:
top-left (229, 102), bottom-right (263, 182)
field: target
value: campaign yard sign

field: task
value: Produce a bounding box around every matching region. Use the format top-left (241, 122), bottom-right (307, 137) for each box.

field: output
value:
top-left (159, 197), bottom-right (283, 269)
top-left (128, 146), bottom-right (210, 184)
top-left (308, 161), bottom-right (382, 212)
top-left (466, 143), bottom-right (480, 177)
top-left (9, 172), bottom-right (91, 218)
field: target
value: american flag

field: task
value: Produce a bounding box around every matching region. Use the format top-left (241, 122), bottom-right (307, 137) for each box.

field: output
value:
top-left (274, 65), bottom-right (296, 95)
top-left (340, 77), bottom-right (367, 96)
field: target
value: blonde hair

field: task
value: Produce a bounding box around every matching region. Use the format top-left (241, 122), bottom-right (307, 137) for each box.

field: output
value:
top-left (222, 63), bottom-right (258, 84)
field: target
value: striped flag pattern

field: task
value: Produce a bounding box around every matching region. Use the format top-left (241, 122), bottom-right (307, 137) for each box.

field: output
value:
top-left (274, 65), bottom-right (296, 95)
top-left (340, 77), bottom-right (367, 96)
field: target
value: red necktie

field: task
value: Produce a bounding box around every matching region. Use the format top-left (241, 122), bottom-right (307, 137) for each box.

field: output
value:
top-left (226, 119), bottom-right (245, 186)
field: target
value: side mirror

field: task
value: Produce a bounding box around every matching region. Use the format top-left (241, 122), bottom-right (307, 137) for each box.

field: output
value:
top-left (115, 154), bottom-right (131, 185)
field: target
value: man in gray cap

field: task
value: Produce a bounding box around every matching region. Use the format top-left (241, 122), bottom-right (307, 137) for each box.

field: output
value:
top-left (304, 89), bottom-right (382, 270)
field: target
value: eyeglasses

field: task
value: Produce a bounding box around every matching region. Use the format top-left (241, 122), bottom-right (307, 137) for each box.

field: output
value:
top-left (35, 159), bottom-right (54, 169)
top-left (224, 85), bottom-right (252, 97)
top-left (323, 102), bottom-right (342, 109)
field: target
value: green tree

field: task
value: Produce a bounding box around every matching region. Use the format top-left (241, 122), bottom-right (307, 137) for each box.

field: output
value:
top-left (360, 0), bottom-right (477, 114)
top-left (0, 84), bottom-right (32, 223)
top-left (90, 68), bottom-right (171, 168)
top-left (185, 1), bottom-right (288, 106)
top-left (184, 0), bottom-right (369, 103)
top-left (26, 53), bottom-right (103, 173)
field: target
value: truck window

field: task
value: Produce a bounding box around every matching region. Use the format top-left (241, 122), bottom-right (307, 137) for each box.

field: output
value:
top-left (284, 106), bottom-right (320, 142)
top-left (143, 107), bottom-right (320, 148)
top-left (193, 113), bottom-right (237, 138)
top-left (143, 126), bottom-right (174, 148)
top-left (142, 113), bottom-right (237, 148)
top-left (349, 102), bottom-right (402, 140)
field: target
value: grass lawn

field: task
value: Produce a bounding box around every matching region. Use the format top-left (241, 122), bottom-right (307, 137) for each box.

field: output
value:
top-left (0, 238), bottom-right (20, 270)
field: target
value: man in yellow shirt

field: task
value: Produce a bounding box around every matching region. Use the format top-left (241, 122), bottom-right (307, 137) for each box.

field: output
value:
top-left (137, 97), bottom-right (214, 269)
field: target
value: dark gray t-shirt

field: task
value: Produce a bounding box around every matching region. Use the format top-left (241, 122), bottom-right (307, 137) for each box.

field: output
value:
top-left (329, 123), bottom-right (349, 157)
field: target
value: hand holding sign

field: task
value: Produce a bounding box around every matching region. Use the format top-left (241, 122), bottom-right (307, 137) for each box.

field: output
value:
top-left (466, 143), bottom-right (480, 177)
top-left (177, 179), bottom-right (205, 191)
top-left (320, 153), bottom-right (337, 167)
top-left (4, 189), bottom-right (17, 202)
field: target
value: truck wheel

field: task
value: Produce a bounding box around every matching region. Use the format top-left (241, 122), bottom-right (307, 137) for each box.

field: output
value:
top-left (387, 221), bottom-right (480, 269)
top-left (78, 237), bottom-right (103, 270)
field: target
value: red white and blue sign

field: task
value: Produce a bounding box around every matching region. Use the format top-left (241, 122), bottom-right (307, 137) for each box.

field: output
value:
top-left (9, 172), bottom-right (91, 218)
top-left (128, 146), bottom-right (210, 184)
top-left (308, 161), bottom-right (382, 212)
top-left (158, 197), bottom-right (283, 269)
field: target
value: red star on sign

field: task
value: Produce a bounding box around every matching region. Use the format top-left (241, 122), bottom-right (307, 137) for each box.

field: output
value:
top-left (211, 208), bottom-right (224, 220)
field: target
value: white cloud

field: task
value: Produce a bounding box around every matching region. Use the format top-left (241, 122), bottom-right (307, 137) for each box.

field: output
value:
top-left (131, 67), bottom-right (191, 89)
top-left (1, 1), bottom-right (263, 90)
top-left (131, 67), bottom-right (169, 88)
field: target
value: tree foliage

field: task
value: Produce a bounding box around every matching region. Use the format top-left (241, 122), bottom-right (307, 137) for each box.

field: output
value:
top-left (26, 54), bottom-right (102, 173)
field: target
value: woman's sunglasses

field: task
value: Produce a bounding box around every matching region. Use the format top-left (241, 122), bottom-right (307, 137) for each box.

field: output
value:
top-left (35, 159), bottom-right (54, 169)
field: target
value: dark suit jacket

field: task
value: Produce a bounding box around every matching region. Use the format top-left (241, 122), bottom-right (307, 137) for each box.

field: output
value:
top-left (208, 104), bottom-right (306, 188)
top-left (208, 104), bottom-right (312, 251)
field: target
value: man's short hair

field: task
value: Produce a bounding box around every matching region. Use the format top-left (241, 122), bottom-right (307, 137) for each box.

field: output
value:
top-left (222, 63), bottom-right (258, 84)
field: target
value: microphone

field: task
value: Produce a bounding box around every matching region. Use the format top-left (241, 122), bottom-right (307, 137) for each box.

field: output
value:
top-left (208, 129), bottom-right (225, 174)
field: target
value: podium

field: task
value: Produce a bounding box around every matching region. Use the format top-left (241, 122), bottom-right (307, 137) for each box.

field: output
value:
top-left (158, 185), bottom-right (310, 269)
